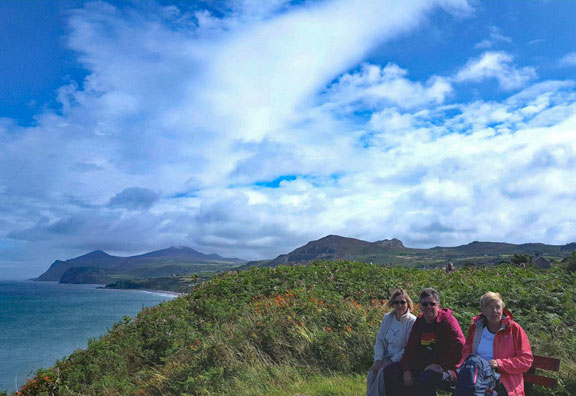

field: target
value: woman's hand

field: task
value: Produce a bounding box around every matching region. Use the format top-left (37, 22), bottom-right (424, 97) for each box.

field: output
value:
top-left (370, 359), bottom-right (391, 374)
top-left (489, 360), bottom-right (499, 369)
top-left (370, 360), bottom-right (384, 374)
top-left (403, 370), bottom-right (414, 387)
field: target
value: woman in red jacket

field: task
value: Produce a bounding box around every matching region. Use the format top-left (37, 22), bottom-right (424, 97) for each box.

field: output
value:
top-left (460, 292), bottom-right (533, 396)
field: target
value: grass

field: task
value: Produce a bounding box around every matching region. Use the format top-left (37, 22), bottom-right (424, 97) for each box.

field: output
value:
top-left (13, 261), bottom-right (576, 396)
top-left (211, 367), bottom-right (366, 396)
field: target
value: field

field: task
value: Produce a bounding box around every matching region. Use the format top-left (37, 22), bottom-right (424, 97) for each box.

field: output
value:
top-left (10, 260), bottom-right (576, 396)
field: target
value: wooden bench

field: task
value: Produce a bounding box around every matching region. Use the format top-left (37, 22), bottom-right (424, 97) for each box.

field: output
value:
top-left (524, 354), bottom-right (561, 395)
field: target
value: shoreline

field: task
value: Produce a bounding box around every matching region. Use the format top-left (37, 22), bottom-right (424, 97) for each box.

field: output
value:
top-left (98, 285), bottom-right (185, 298)
top-left (27, 279), bottom-right (186, 297)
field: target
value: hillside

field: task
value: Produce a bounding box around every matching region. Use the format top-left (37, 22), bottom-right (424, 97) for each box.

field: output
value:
top-left (264, 235), bottom-right (406, 266)
top-left (59, 267), bottom-right (113, 284)
top-left (35, 246), bottom-right (245, 284)
top-left (245, 234), bottom-right (575, 268)
top-left (35, 250), bottom-right (123, 281)
top-left (14, 260), bottom-right (576, 396)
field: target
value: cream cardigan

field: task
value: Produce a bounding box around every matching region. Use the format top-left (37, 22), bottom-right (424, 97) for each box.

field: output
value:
top-left (373, 310), bottom-right (416, 362)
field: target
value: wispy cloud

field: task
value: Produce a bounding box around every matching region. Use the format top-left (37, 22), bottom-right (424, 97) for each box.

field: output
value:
top-left (455, 51), bottom-right (537, 90)
top-left (323, 63), bottom-right (453, 111)
top-left (474, 26), bottom-right (512, 49)
top-left (560, 52), bottom-right (576, 67)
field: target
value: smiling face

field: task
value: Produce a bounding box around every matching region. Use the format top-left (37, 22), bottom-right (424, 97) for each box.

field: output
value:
top-left (482, 299), bottom-right (504, 327)
top-left (420, 295), bottom-right (439, 323)
top-left (392, 294), bottom-right (409, 317)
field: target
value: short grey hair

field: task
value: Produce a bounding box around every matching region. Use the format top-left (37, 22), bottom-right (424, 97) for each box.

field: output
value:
top-left (420, 288), bottom-right (440, 304)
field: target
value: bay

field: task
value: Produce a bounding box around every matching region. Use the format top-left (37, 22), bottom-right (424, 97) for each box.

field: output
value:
top-left (0, 280), bottom-right (175, 392)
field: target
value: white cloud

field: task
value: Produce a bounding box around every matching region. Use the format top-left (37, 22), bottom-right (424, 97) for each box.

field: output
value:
top-left (3, 0), bottom-right (576, 279)
top-left (3, 0), bottom-right (470, 276)
top-left (455, 51), bottom-right (537, 90)
top-left (560, 52), bottom-right (576, 67)
top-left (474, 26), bottom-right (512, 49)
top-left (323, 63), bottom-right (453, 111)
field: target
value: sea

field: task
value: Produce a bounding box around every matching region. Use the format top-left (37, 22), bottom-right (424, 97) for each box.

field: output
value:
top-left (0, 280), bottom-right (176, 392)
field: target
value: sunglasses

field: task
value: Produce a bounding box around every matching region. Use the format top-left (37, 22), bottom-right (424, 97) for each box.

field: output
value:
top-left (393, 300), bottom-right (407, 305)
top-left (420, 301), bottom-right (437, 307)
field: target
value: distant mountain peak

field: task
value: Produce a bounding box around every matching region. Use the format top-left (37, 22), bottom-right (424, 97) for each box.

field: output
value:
top-left (166, 246), bottom-right (200, 252)
top-left (134, 246), bottom-right (243, 262)
top-left (138, 246), bottom-right (202, 257)
top-left (321, 234), bottom-right (345, 240)
top-left (312, 234), bottom-right (346, 243)
top-left (78, 250), bottom-right (111, 259)
top-left (313, 234), bottom-right (370, 245)
top-left (374, 238), bottom-right (405, 249)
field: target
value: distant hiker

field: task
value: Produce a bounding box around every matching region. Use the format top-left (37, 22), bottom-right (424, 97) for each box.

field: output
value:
top-left (366, 289), bottom-right (416, 396)
top-left (456, 292), bottom-right (533, 396)
top-left (384, 288), bottom-right (465, 396)
top-left (445, 262), bottom-right (455, 273)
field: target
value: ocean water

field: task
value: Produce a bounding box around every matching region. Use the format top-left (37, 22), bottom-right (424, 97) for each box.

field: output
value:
top-left (0, 281), bottom-right (176, 392)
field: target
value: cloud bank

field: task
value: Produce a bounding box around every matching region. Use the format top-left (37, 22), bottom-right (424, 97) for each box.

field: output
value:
top-left (1, 0), bottom-right (576, 278)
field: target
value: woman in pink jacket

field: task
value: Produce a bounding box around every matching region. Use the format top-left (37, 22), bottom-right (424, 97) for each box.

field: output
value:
top-left (461, 292), bottom-right (533, 396)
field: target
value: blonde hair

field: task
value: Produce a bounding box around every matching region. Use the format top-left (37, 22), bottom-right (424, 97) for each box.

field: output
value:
top-left (386, 289), bottom-right (414, 312)
top-left (480, 291), bottom-right (505, 310)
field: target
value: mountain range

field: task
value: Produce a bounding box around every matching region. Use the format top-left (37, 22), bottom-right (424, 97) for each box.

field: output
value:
top-left (243, 234), bottom-right (576, 268)
top-left (35, 246), bottom-right (245, 284)
top-left (35, 235), bottom-right (576, 285)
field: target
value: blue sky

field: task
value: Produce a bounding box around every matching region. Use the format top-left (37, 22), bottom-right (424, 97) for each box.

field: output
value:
top-left (1, 0), bottom-right (576, 278)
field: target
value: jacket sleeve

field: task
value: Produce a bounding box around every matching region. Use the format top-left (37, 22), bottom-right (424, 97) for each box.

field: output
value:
top-left (400, 318), bottom-right (420, 371)
top-left (439, 314), bottom-right (466, 370)
top-left (461, 321), bottom-right (475, 362)
top-left (391, 315), bottom-right (416, 363)
top-left (373, 313), bottom-right (388, 361)
top-left (495, 323), bottom-right (533, 374)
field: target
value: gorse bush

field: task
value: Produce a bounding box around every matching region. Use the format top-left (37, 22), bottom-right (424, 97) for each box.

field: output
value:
top-left (16, 261), bottom-right (576, 396)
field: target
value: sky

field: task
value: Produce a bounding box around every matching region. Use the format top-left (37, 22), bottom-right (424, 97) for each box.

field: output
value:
top-left (1, 0), bottom-right (576, 279)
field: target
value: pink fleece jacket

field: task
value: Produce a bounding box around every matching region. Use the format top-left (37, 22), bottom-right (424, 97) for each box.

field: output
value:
top-left (462, 309), bottom-right (533, 396)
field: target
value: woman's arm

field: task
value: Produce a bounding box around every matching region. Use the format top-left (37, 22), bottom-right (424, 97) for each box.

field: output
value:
top-left (494, 324), bottom-right (533, 374)
top-left (373, 313), bottom-right (389, 361)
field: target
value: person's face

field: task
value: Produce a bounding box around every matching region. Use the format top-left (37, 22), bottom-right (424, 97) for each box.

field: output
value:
top-left (420, 295), bottom-right (439, 323)
top-left (392, 294), bottom-right (409, 316)
top-left (482, 300), bottom-right (503, 326)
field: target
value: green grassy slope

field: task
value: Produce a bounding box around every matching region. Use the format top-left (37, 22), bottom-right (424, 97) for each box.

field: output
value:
top-left (14, 261), bottom-right (576, 396)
